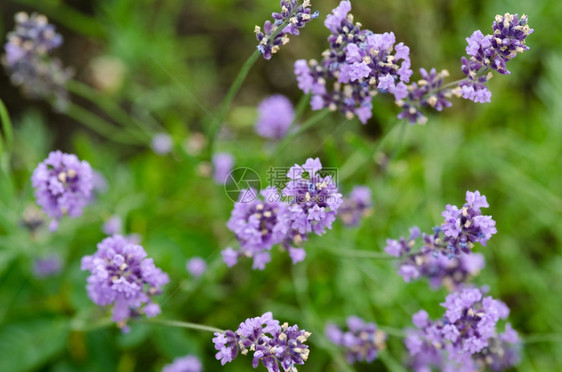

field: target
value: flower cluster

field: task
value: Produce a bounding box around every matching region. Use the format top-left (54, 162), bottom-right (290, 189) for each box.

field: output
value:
top-left (33, 255), bottom-right (62, 278)
top-left (338, 186), bottom-right (372, 227)
top-left (213, 312), bottom-right (311, 372)
top-left (255, 95), bottom-right (295, 140)
top-left (31, 150), bottom-right (93, 230)
top-left (2, 12), bottom-right (73, 105)
top-left (294, 0), bottom-right (412, 123)
top-left (255, 0), bottom-right (319, 60)
top-left (325, 316), bottom-right (386, 364)
top-left (224, 158), bottom-right (341, 269)
top-left (81, 235), bottom-right (169, 330)
top-left (162, 355), bottom-right (202, 372)
top-left (405, 288), bottom-right (517, 371)
top-left (396, 13), bottom-right (532, 124)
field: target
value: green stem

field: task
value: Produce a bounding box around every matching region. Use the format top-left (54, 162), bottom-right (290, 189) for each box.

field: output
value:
top-left (64, 102), bottom-right (144, 145)
top-left (0, 99), bottom-right (14, 150)
top-left (292, 93), bottom-right (311, 126)
top-left (67, 80), bottom-right (157, 136)
top-left (207, 50), bottom-right (260, 154)
top-left (148, 318), bottom-right (225, 333)
top-left (274, 109), bottom-right (330, 160)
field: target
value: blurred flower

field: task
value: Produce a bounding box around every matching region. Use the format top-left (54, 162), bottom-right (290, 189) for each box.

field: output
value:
top-left (255, 95), bottom-right (295, 140)
top-left (103, 215), bottom-right (122, 235)
top-left (325, 316), bottom-right (386, 364)
top-left (212, 152), bottom-right (234, 184)
top-left (2, 12), bottom-right (73, 105)
top-left (21, 204), bottom-right (46, 232)
top-left (31, 150), bottom-right (93, 229)
top-left (186, 256), bottom-right (206, 277)
top-left (33, 255), bottom-right (62, 278)
top-left (81, 235), bottom-right (169, 331)
top-left (213, 312), bottom-right (310, 371)
top-left (294, 1), bottom-right (412, 123)
top-left (183, 133), bottom-right (206, 156)
top-left (162, 355), bottom-right (202, 372)
top-left (255, 0), bottom-right (319, 60)
top-left (152, 133), bottom-right (173, 155)
top-left (338, 186), bottom-right (372, 226)
top-left (87, 55), bottom-right (126, 94)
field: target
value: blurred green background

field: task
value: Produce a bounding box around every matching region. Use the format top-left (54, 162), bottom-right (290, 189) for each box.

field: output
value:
top-left (1, 0), bottom-right (561, 371)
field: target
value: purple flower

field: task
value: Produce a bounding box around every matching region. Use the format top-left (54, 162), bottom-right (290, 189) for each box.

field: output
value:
top-left (2, 12), bottom-right (72, 104)
top-left (212, 152), bottom-right (234, 184)
top-left (31, 150), bottom-right (93, 227)
top-left (255, 95), bottom-right (295, 140)
top-left (162, 355), bottom-right (202, 372)
top-left (81, 235), bottom-right (169, 330)
top-left (325, 316), bottom-right (386, 364)
top-left (226, 187), bottom-right (290, 270)
top-left (255, 0), bottom-right (319, 60)
top-left (339, 186), bottom-right (372, 226)
top-left (295, 1), bottom-right (412, 124)
top-left (186, 256), bottom-right (206, 277)
top-left (103, 215), bottom-right (122, 235)
top-left (151, 133), bottom-right (173, 155)
top-left (33, 255), bottom-right (62, 278)
top-left (213, 312), bottom-right (311, 371)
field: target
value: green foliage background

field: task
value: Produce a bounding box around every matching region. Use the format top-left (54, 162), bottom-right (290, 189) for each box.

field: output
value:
top-left (0, 0), bottom-right (561, 371)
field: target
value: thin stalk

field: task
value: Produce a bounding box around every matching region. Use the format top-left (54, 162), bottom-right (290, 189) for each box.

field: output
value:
top-left (274, 109), bottom-right (330, 160)
top-left (67, 80), bottom-right (158, 136)
top-left (292, 93), bottom-right (311, 126)
top-left (0, 99), bottom-right (14, 150)
top-left (148, 318), bottom-right (225, 333)
top-left (64, 102), bottom-right (144, 145)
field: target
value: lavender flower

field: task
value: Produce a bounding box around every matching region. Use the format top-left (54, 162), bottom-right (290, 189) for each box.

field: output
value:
top-left (473, 323), bottom-right (521, 371)
top-left (2, 12), bottom-right (73, 104)
top-left (31, 150), bottom-right (93, 229)
top-left (325, 316), bottom-right (386, 364)
top-left (162, 355), bottom-right (202, 372)
top-left (186, 256), bottom-right (206, 277)
top-left (294, 1), bottom-right (412, 123)
top-left (225, 187), bottom-right (291, 270)
top-left (396, 13), bottom-right (532, 124)
top-left (282, 158), bottom-right (342, 236)
top-left (103, 215), bottom-right (122, 235)
top-left (81, 235), bottom-right (169, 330)
top-left (213, 312), bottom-right (311, 371)
top-left (212, 152), bottom-right (234, 184)
top-left (338, 186), bottom-right (372, 226)
top-left (151, 133), bottom-right (173, 155)
top-left (255, 95), bottom-right (295, 140)
top-left (33, 255), bottom-right (62, 278)
top-left (255, 0), bottom-right (319, 60)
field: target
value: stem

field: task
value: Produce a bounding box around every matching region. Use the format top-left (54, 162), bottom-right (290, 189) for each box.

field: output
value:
top-left (0, 99), bottom-right (14, 150)
top-left (274, 109), bottom-right (330, 160)
top-left (67, 80), bottom-right (157, 136)
top-left (292, 93), bottom-right (311, 126)
top-left (148, 318), bottom-right (225, 333)
top-left (63, 102), bottom-right (144, 145)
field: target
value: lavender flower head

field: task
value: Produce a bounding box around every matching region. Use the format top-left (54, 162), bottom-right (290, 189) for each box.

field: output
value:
top-left (325, 316), bottom-right (386, 364)
top-left (441, 190), bottom-right (497, 255)
top-left (339, 186), bottom-right (372, 226)
top-left (162, 355), bottom-right (202, 372)
top-left (282, 158), bottom-right (342, 236)
top-left (255, 0), bottom-right (319, 60)
top-left (103, 215), bottom-right (123, 235)
top-left (294, 1), bottom-right (412, 123)
top-left (151, 133), bottom-right (173, 155)
top-left (212, 152), bottom-right (234, 184)
top-left (31, 150), bottom-right (93, 229)
top-left (473, 323), bottom-right (521, 371)
top-left (2, 12), bottom-right (73, 104)
top-left (255, 95), bottom-right (295, 140)
top-left (33, 255), bottom-right (62, 278)
top-left (213, 312), bottom-right (311, 371)
top-left (81, 235), bottom-right (169, 330)
top-left (396, 13), bottom-right (532, 124)
top-left (186, 256), bottom-right (206, 277)
top-left (225, 187), bottom-right (291, 270)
